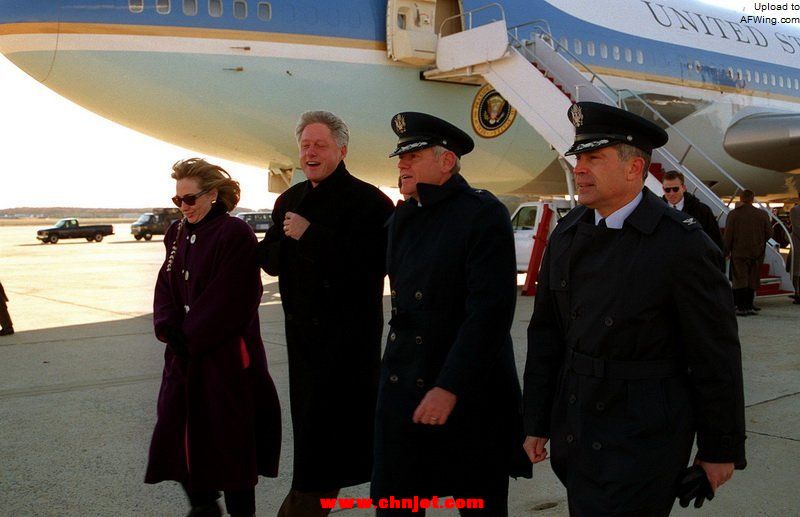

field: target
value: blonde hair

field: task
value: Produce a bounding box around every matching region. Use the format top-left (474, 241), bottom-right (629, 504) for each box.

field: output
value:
top-left (171, 158), bottom-right (240, 211)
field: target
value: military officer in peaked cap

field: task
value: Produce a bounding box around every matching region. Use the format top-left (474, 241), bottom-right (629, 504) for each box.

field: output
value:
top-left (371, 112), bottom-right (531, 515)
top-left (523, 102), bottom-right (746, 515)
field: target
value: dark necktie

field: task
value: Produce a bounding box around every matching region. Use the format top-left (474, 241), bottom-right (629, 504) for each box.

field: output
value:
top-left (598, 218), bottom-right (607, 228)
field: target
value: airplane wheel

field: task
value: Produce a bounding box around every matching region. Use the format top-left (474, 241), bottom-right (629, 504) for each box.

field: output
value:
top-left (49, 235), bottom-right (59, 244)
top-left (144, 233), bottom-right (153, 241)
top-left (94, 233), bottom-right (104, 242)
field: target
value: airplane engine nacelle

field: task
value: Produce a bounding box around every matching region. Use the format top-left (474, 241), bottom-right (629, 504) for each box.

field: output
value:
top-left (724, 112), bottom-right (800, 173)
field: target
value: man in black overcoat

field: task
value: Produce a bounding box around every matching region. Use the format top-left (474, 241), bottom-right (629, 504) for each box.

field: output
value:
top-left (661, 170), bottom-right (724, 253)
top-left (372, 112), bottom-right (531, 515)
top-left (257, 111), bottom-right (394, 516)
top-left (0, 281), bottom-right (13, 336)
top-left (523, 102), bottom-right (746, 516)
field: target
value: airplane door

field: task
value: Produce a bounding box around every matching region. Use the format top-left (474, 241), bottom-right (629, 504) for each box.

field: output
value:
top-left (387, 0), bottom-right (460, 66)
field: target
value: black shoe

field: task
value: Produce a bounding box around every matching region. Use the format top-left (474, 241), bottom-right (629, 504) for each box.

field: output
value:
top-left (735, 309), bottom-right (749, 317)
top-left (747, 309), bottom-right (758, 316)
top-left (188, 503), bottom-right (222, 517)
top-left (0, 327), bottom-right (14, 336)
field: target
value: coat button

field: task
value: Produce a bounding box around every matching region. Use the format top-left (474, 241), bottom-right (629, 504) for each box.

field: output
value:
top-left (389, 332), bottom-right (397, 342)
top-left (416, 378), bottom-right (425, 388)
top-left (414, 291), bottom-right (423, 300)
top-left (415, 336), bottom-right (423, 345)
top-left (566, 434), bottom-right (574, 443)
top-left (190, 234), bottom-right (196, 244)
top-left (604, 317), bottom-right (614, 327)
top-left (560, 280), bottom-right (567, 288)
top-left (568, 394), bottom-right (577, 404)
top-left (322, 280), bottom-right (331, 288)
top-left (570, 310), bottom-right (578, 320)
top-left (389, 374), bottom-right (399, 383)
top-left (595, 402), bottom-right (605, 411)
top-left (184, 271), bottom-right (189, 281)
top-left (312, 318), bottom-right (319, 326)
top-left (391, 290), bottom-right (397, 298)
top-left (184, 305), bottom-right (190, 313)
top-left (592, 441), bottom-right (602, 450)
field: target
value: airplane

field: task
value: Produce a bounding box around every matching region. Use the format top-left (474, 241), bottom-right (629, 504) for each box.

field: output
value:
top-left (1, 0), bottom-right (799, 200)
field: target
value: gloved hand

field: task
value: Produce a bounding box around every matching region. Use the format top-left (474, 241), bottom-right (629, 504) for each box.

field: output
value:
top-left (163, 326), bottom-right (189, 359)
top-left (677, 465), bottom-right (715, 508)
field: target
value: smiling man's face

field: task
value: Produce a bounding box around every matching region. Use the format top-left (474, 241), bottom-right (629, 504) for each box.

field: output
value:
top-left (298, 123), bottom-right (347, 186)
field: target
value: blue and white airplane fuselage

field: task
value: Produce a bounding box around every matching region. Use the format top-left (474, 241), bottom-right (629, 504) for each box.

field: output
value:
top-left (1, 0), bottom-right (799, 198)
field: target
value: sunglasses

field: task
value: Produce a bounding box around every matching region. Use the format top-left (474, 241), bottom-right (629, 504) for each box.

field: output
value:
top-left (663, 186), bottom-right (682, 193)
top-left (172, 189), bottom-right (210, 207)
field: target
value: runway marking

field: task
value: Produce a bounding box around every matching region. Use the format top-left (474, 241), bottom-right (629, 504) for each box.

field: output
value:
top-left (0, 374), bottom-right (160, 400)
top-left (747, 430), bottom-right (800, 443)
top-left (745, 390), bottom-right (800, 409)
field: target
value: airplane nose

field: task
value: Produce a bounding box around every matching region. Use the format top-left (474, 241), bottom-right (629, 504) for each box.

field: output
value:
top-left (0, 0), bottom-right (61, 82)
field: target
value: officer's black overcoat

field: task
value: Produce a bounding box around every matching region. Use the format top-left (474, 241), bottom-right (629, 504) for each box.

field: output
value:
top-left (258, 162), bottom-right (394, 491)
top-left (371, 174), bottom-right (532, 498)
top-left (524, 188), bottom-right (746, 515)
top-left (662, 191), bottom-right (724, 253)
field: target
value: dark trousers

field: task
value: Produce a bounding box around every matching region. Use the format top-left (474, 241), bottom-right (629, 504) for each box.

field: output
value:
top-left (0, 302), bottom-right (12, 330)
top-left (278, 489), bottom-right (340, 517)
top-left (374, 476), bottom-right (509, 516)
top-left (182, 482), bottom-right (255, 516)
top-left (733, 287), bottom-right (755, 310)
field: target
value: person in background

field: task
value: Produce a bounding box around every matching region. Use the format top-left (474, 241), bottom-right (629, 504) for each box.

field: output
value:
top-left (790, 199), bottom-right (800, 303)
top-left (724, 189), bottom-right (772, 316)
top-left (661, 170), bottom-right (724, 253)
top-left (146, 158), bottom-right (281, 517)
top-left (257, 111), bottom-right (394, 516)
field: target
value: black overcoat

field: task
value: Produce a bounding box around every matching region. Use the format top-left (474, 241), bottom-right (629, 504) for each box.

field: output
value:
top-left (146, 206), bottom-right (282, 492)
top-left (663, 192), bottom-right (724, 253)
top-left (258, 162), bottom-right (394, 491)
top-left (371, 174), bottom-right (532, 498)
top-left (524, 189), bottom-right (746, 515)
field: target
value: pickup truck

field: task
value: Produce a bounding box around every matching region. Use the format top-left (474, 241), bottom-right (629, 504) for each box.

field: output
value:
top-left (37, 218), bottom-right (114, 244)
top-left (511, 199), bottom-right (574, 272)
top-left (131, 208), bottom-right (182, 240)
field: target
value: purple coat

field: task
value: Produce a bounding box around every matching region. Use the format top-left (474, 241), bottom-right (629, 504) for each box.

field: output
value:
top-left (145, 207), bottom-right (281, 491)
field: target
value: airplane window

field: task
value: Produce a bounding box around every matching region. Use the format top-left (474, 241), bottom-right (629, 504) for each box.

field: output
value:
top-left (779, 76), bottom-right (784, 87)
top-left (600, 43), bottom-right (608, 59)
top-left (559, 38), bottom-right (568, 51)
top-left (771, 74), bottom-right (776, 86)
top-left (183, 0), bottom-right (198, 15)
top-left (762, 72), bottom-right (767, 84)
top-left (129, 0), bottom-right (143, 13)
top-left (209, 0), bottom-right (222, 17)
top-left (587, 41), bottom-right (595, 57)
top-left (737, 69), bottom-right (743, 81)
top-left (746, 70), bottom-right (751, 82)
top-left (787, 76), bottom-right (792, 88)
top-left (156, 0), bottom-right (170, 14)
top-left (624, 48), bottom-right (632, 63)
top-left (258, 2), bottom-right (271, 21)
top-left (694, 60), bottom-right (701, 73)
top-left (574, 39), bottom-right (582, 55)
top-left (234, 0), bottom-right (247, 19)
top-left (726, 68), bottom-right (734, 80)
top-left (755, 72), bottom-right (760, 84)
top-left (636, 50), bottom-right (644, 65)
top-left (613, 46), bottom-right (620, 61)
top-left (795, 78), bottom-right (799, 89)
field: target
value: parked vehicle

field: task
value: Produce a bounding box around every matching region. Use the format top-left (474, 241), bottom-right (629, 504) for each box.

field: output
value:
top-left (511, 199), bottom-right (573, 272)
top-left (37, 218), bottom-right (114, 244)
top-left (236, 211), bottom-right (272, 233)
top-left (130, 208), bottom-right (182, 241)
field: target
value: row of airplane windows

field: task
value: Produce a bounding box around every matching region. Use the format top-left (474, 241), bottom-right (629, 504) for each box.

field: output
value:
top-left (129, 0), bottom-right (272, 21)
top-left (564, 37), bottom-right (800, 92)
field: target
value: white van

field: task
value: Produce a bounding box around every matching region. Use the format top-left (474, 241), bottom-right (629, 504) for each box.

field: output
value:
top-left (510, 199), bottom-right (574, 272)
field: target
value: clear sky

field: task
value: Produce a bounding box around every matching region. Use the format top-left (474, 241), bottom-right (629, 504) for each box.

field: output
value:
top-left (0, 0), bottom-right (759, 209)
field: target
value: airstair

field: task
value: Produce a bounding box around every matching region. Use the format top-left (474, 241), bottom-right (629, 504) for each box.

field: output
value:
top-left (423, 4), bottom-right (793, 297)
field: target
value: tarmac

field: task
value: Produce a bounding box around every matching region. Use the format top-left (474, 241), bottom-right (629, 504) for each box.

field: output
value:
top-left (0, 223), bottom-right (798, 516)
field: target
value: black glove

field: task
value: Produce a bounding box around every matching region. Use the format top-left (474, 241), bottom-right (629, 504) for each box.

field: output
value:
top-left (677, 465), bottom-right (715, 508)
top-left (163, 326), bottom-right (189, 359)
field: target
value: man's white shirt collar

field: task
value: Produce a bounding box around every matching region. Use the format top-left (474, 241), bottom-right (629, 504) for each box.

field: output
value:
top-left (673, 197), bottom-right (685, 211)
top-left (594, 192), bottom-right (643, 229)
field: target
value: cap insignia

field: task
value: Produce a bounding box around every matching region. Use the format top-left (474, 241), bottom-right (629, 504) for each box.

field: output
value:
top-left (568, 104), bottom-right (584, 127)
top-left (393, 114), bottom-right (406, 134)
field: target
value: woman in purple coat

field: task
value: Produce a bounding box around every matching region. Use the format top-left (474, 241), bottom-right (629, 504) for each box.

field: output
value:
top-left (146, 158), bottom-right (281, 517)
